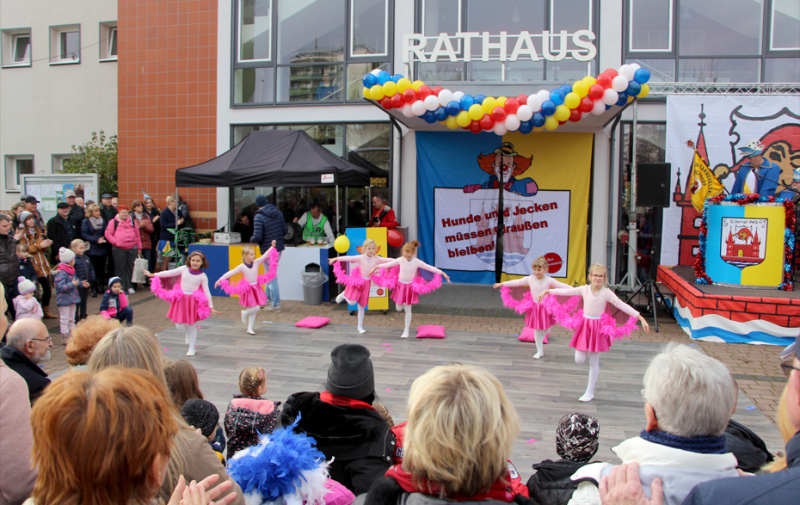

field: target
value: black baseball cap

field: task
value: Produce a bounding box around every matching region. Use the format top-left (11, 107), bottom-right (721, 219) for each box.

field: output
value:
top-left (23, 195), bottom-right (40, 204)
top-left (57, 202), bottom-right (70, 209)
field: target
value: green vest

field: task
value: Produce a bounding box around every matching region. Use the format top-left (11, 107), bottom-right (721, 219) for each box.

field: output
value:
top-left (302, 214), bottom-right (327, 241)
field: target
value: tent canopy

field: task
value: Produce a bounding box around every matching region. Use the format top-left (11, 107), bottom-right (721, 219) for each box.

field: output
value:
top-left (175, 130), bottom-right (373, 187)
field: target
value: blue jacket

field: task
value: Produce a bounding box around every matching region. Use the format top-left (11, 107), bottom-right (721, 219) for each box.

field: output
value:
top-left (251, 204), bottom-right (287, 252)
top-left (159, 208), bottom-right (184, 241)
top-left (682, 432), bottom-right (800, 505)
top-left (731, 160), bottom-right (782, 196)
top-left (81, 218), bottom-right (109, 257)
top-left (53, 268), bottom-right (81, 306)
top-left (18, 257), bottom-right (37, 283)
top-left (73, 254), bottom-right (95, 283)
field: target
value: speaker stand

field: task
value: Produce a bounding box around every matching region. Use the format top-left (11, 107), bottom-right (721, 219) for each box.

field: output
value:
top-left (624, 279), bottom-right (670, 332)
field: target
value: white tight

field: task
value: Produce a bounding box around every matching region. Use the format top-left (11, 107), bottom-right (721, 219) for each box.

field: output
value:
top-left (244, 307), bottom-right (259, 332)
top-left (575, 350), bottom-right (601, 398)
top-left (357, 305), bottom-right (365, 330)
top-left (533, 329), bottom-right (546, 357)
top-left (177, 324), bottom-right (198, 354)
top-left (397, 303), bottom-right (413, 337)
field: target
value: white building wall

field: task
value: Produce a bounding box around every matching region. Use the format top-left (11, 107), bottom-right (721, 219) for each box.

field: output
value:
top-left (0, 0), bottom-right (117, 209)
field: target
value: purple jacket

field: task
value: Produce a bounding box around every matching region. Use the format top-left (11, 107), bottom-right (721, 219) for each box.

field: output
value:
top-left (53, 268), bottom-right (81, 306)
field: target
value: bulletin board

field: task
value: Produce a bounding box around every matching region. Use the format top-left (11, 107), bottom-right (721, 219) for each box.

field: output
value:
top-left (21, 174), bottom-right (99, 221)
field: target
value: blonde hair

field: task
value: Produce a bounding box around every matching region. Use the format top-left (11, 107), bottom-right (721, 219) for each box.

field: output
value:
top-left (403, 363), bottom-right (520, 498)
top-left (763, 387), bottom-right (793, 473)
top-left (362, 238), bottom-right (377, 250)
top-left (587, 263), bottom-right (608, 285)
top-left (241, 246), bottom-right (255, 259)
top-left (402, 240), bottom-right (420, 255)
top-left (166, 195), bottom-right (176, 205)
top-left (70, 238), bottom-right (85, 250)
top-left (86, 203), bottom-right (101, 219)
top-left (531, 256), bottom-right (548, 270)
top-left (239, 366), bottom-right (266, 397)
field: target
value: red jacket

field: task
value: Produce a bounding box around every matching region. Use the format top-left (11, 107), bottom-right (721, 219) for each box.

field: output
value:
top-left (368, 204), bottom-right (398, 229)
top-left (135, 213), bottom-right (155, 249)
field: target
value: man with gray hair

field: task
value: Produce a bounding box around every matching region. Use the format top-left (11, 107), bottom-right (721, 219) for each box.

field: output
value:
top-left (0, 319), bottom-right (51, 403)
top-left (567, 343), bottom-right (739, 505)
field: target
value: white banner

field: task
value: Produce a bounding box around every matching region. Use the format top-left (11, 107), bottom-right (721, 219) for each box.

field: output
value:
top-left (433, 188), bottom-right (570, 276)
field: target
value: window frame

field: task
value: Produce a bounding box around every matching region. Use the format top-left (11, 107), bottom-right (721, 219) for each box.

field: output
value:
top-left (1, 28), bottom-right (32, 68)
top-left (350, 0), bottom-right (390, 58)
top-left (49, 24), bottom-right (81, 65)
top-left (627, 0), bottom-right (673, 53)
top-left (99, 22), bottom-right (118, 61)
top-left (237, 0), bottom-right (273, 64)
top-left (769, 0), bottom-right (800, 51)
top-left (4, 155), bottom-right (35, 193)
top-left (52, 154), bottom-right (72, 173)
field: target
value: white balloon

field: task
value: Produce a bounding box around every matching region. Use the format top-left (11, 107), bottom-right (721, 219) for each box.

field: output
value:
top-left (411, 100), bottom-right (427, 116)
top-left (516, 104), bottom-right (533, 121)
top-left (591, 99), bottom-right (606, 115)
top-left (612, 75), bottom-right (629, 92)
top-left (438, 90), bottom-right (454, 106)
top-left (527, 95), bottom-right (543, 112)
top-left (582, 111), bottom-right (591, 120)
top-left (505, 114), bottom-right (521, 131)
top-left (630, 63), bottom-right (641, 71)
top-left (402, 104), bottom-right (414, 117)
top-left (424, 95), bottom-right (440, 111)
top-left (602, 88), bottom-right (619, 105)
top-left (371, 69), bottom-right (382, 76)
top-left (493, 122), bottom-right (508, 136)
top-left (537, 89), bottom-right (551, 103)
top-left (619, 64), bottom-right (635, 81)
top-left (452, 91), bottom-right (464, 101)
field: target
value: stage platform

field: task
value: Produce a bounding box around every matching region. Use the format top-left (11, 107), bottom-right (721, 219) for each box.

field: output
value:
top-left (657, 266), bottom-right (798, 345)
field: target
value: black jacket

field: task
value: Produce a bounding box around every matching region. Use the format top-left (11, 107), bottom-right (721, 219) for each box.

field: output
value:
top-left (73, 254), bottom-right (95, 282)
top-left (67, 204), bottom-right (85, 236)
top-left (100, 203), bottom-right (117, 223)
top-left (18, 257), bottom-right (37, 283)
top-left (251, 204), bottom-right (287, 252)
top-left (46, 215), bottom-right (76, 265)
top-left (0, 232), bottom-right (18, 286)
top-left (281, 392), bottom-right (395, 495)
top-left (0, 345), bottom-right (50, 403)
top-left (526, 459), bottom-right (597, 505)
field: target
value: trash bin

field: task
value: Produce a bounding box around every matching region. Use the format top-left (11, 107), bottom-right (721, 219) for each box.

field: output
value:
top-left (300, 263), bottom-right (329, 305)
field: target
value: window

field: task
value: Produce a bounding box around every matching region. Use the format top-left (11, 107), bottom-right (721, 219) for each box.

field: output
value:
top-left (1, 28), bottom-right (32, 67)
top-left (50, 24), bottom-right (81, 64)
top-left (771, 0), bottom-right (800, 50)
top-left (233, 0), bottom-right (393, 105)
top-left (100, 22), bottom-right (117, 60)
top-left (52, 155), bottom-right (72, 173)
top-left (4, 156), bottom-right (34, 192)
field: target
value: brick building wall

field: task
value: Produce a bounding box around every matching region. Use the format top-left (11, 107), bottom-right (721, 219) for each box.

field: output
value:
top-left (117, 0), bottom-right (218, 233)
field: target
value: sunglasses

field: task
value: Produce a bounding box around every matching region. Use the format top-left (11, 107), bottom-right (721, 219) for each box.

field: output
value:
top-left (780, 362), bottom-right (800, 378)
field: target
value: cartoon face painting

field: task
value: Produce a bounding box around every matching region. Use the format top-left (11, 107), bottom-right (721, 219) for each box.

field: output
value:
top-left (463, 142), bottom-right (538, 197)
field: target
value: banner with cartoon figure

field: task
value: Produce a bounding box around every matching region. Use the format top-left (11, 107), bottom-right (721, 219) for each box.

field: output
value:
top-left (663, 96), bottom-right (800, 267)
top-left (417, 131), bottom-right (592, 284)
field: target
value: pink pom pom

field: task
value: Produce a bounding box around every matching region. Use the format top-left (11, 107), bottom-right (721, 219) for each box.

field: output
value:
top-left (411, 273), bottom-right (442, 295)
top-left (332, 262), bottom-right (369, 288)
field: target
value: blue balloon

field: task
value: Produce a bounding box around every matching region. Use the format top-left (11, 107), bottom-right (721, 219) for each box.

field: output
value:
top-left (377, 70), bottom-right (391, 85)
top-left (446, 101), bottom-right (461, 116)
top-left (519, 120), bottom-right (533, 134)
top-left (541, 100), bottom-right (556, 116)
top-left (626, 81), bottom-right (642, 96)
top-left (550, 90), bottom-right (565, 106)
top-left (560, 84), bottom-right (573, 95)
top-left (605, 104), bottom-right (612, 110)
top-left (474, 94), bottom-right (486, 105)
top-left (615, 92), bottom-right (628, 107)
top-left (460, 94), bottom-right (475, 110)
top-left (362, 74), bottom-right (378, 88)
top-left (532, 112), bottom-right (546, 127)
top-left (434, 107), bottom-right (448, 122)
top-left (423, 111), bottom-right (437, 123)
top-left (633, 68), bottom-right (651, 84)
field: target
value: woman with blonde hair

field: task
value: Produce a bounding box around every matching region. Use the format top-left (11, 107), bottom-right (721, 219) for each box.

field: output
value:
top-left (87, 325), bottom-right (244, 505)
top-left (28, 366), bottom-right (236, 505)
top-left (18, 211), bottom-right (56, 319)
top-left (366, 363), bottom-right (527, 503)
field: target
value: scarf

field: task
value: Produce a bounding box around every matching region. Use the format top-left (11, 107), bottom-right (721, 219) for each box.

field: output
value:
top-left (189, 269), bottom-right (203, 275)
top-left (134, 211), bottom-right (144, 222)
top-left (319, 391), bottom-right (375, 411)
top-left (639, 430), bottom-right (728, 454)
top-left (385, 464), bottom-right (524, 502)
top-left (55, 263), bottom-right (75, 275)
top-left (89, 216), bottom-right (104, 230)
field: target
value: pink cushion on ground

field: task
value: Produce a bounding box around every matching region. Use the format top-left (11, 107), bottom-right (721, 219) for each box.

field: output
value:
top-left (416, 325), bottom-right (446, 338)
top-left (518, 327), bottom-right (549, 343)
top-left (295, 316), bottom-right (331, 328)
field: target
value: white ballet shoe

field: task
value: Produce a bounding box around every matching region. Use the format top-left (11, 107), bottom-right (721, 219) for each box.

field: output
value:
top-left (578, 393), bottom-right (594, 402)
top-left (246, 329), bottom-right (256, 335)
top-left (400, 332), bottom-right (409, 339)
top-left (186, 348), bottom-right (196, 357)
top-left (532, 352), bottom-right (543, 359)
top-left (357, 327), bottom-right (366, 334)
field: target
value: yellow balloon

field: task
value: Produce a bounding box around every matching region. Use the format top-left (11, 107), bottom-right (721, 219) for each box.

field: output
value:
top-left (362, 87), bottom-right (370, 98)
top-left (572, 80), bottom-right (586, 96)
top-left (397, 78), bottom-right (412, 92)
top-left (445, 116), bottom-right (459, 129)
top-left (533, 126), bottom-right (544, 132)
top-left (369, 84), bottom-right (385, 100)
top-left (412, 80), bottom-right (425, 91)
top-left (382, 81), bottom-right (398, 97)
top-left (544, 116), bottom-right (559, 131)
top-left (456, 111), bottom-right (471, 127)
top-left (564, 92), bottom-right (580, 109)
top-left (496, 96), bottom-right (507, 107)
top-left (638, 83), bottom-right (650, 98)
top-left (582, 76), bottom-right (596, 87)
top-left (468, 103), bottom-right (485, 121)
top-left (628, 95), bottom-right (635, 103)
top-left (481, 97), bottom-right (498, 115)
top-left (554, 105), bottom-right (570, 122)
top-left (334, 235), bottom-right (350, 254)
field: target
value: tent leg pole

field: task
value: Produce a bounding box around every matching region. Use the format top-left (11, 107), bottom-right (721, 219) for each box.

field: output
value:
top-left (335, 185), bottom-right (340, 236)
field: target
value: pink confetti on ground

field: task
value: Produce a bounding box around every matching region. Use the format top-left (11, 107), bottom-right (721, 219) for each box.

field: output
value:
top-left (197, 326), bottom-right (202, 329)
top-left (387, 349), bottom-right (393, 352)
top-left (164, 348), bottom-right (169, 352)
top-left (381, 343), bottom-right (391, 346)
top-left (526, 439), bottom-right (537, 444)
top-left (195, 345), bottom-right (198, 348)
top-left (386, 388), bottom-right (391, 392)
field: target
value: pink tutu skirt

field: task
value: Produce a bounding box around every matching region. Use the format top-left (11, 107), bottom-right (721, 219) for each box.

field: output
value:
top-left (569, 316), bottom-right (612, 353)
top-left (523, 302), bottom-right (556, 330)
top-left (167, 292), bottom-right (209, 325)
top-left (391, 281), bottom-right (419, 306)
top-left (239, 283), bottom-right (268, 308)
top-left (343, 281), bottom-right (370, 307)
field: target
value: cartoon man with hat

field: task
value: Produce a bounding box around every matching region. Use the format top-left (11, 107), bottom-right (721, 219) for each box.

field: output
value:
top-left (731, 139), bottom-right (782, 197)
top-left (464, 142), bottom-right (538, 197)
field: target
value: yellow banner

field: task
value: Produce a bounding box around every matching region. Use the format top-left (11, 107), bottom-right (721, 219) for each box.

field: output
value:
top-left (689, 150), bottom-right (724, 213)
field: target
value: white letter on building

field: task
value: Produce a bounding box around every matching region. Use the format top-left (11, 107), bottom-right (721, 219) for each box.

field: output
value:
top-left (456, 32), bottom-right (480, 62)
top-left (430, 33), bottom-right (458, 62)
top-left (403, 34), bottom-right (428, 64)
top-left (482, 31), bottom-right (508, 62)
top-left (509, 31), bottom-right (540, 62)
top-left (571, 30), bottom-right (597, 62)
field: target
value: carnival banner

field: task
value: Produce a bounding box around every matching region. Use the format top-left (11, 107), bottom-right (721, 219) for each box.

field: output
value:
top-left (417, 131), bottom-right (592, 284)
top-left (663, 96), bottom-right (800, 266)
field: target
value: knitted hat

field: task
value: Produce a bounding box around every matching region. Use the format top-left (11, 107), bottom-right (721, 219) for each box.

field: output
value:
top-left (556, 412), bottom-right (600, 463)
top-left (180, 399), bottom-right (219, 438)
top-left (59, 247), bottom-right (75, 264)
top-left (18, 211), bottom-right (33, 226)
top-left (17, 276), bottom-right (35, 296)
top-left (255, 195), bottom-right (268, 208)
top-left (108, 277), bottom-right (122, 288)
top-left (326, 343), bottom-right (374, 400)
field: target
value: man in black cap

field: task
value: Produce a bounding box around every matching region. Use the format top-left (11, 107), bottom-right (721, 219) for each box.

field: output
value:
top-left (22, 195), bottom-right (46, 232)
top-left (65, 190), bottom-right (84, 236)
top-left (99, 193), bottom-right (117, 222)
top-left (281, 343), bottom-right (395, 495)
top-left (47, 202), bottom-right (76, 266)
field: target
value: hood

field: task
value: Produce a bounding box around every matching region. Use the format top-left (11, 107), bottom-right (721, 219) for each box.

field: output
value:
top-left (258, 204), bottom-right (282, 219)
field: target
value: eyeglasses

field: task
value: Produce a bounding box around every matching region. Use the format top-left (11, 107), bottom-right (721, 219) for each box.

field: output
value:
top-left (29, 336), bottom-right (53, 343)
top-left (780, 362), bottom-right (800, 378)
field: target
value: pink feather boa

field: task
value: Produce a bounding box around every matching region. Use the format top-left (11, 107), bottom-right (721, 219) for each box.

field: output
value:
top-left (371, 266), bottom-right (443, 294)
top-left (542, 294), bottom-right (639, 341)
top-left (150, 276), bottom-right (211, 320)
top-left (499, 286), bottom-right (535, 314)
top-left (332, 262), bottom-right (369, 288)
top-left (218, 248), bottom-right (280, 296)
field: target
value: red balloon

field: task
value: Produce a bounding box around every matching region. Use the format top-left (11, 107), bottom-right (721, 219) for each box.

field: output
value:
top-left (516, 94), bottom-right (528, 105)
top-left (381, 97), bottom-right (393, 109)
top-left (596, 74), bottom-right (612, 88)
top-left (504, 97), bottom-right (520, 114)
top-left (402, 89), bottom-right (417, 103)
top-left (569, 108), bottom-right (582, 122)
top-left (469, 120), bottom-right (483, 133)
top-left (559, 120), bottom-right (567, 125)
top-left (589, 84), bottom-right (604, 100)
top-left (432, 86), bottom-right (443, 96)
top-left (417, 85), bottom-right (432, 99)
top-left (387, 229), bottom-right (403, 248)
top-left (479, 115), bottom-right (495, 130)
top-left (390, 93), bottom-right (404, 108)
top-left (579, 97), bottom-right (594, 113)
top-left (491, 106), bottom-right (508, 122)
top-left (604, 68), bottom-right (618, 78)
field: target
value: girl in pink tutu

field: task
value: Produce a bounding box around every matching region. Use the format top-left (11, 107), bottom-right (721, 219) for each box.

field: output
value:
top-left (372, 240), bottom-right (450, 339)
top-left (493, 256), bottom-right (571, 359)
top-left (215, 240), bottom-right (278, 335)
top-left (145, 251), bottom-right (221, 356)
top-left (328, 238), bottom-right (394, 334)
top-left (539, 263), bottom-right (649, 402)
